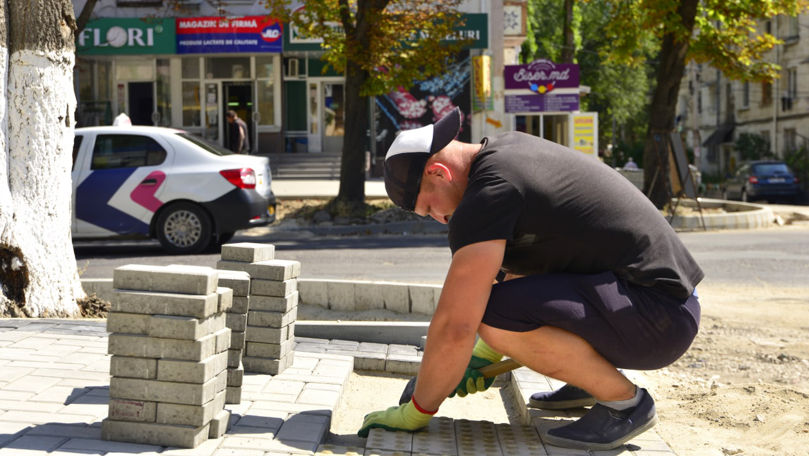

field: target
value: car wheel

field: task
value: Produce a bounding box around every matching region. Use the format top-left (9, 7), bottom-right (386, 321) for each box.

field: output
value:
top-left (156, 202), bottom-right (213, 254)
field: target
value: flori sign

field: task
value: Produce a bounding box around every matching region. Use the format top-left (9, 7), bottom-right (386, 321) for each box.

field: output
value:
top-left (177, 16), bottom-right (282, 54)
top-left (504, 59), bottom-right (579, 91)
top-left (77, 18), bottom-right (176, 55)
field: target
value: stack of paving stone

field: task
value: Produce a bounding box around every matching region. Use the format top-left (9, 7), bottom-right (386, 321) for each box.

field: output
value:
top-left (217, 242), bottom-right (300, 376)
top-left (102, 264), bottom-right (233, 448)
top-left (216, 269), bottom-right (250, 404)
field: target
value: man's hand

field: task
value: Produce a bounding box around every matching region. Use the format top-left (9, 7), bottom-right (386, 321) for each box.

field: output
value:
top-left (449, 338), bottom-right (503, 397)
top-left (450, 355), bottom-right (494, 397)
top-left (357, 399), bottom-right (432, 437)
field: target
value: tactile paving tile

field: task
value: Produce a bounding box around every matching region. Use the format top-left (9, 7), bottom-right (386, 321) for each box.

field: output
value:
top-left (412, 416), bottom-right (457, 455)
top-left (495, 423), bottom-right (548, 456)
top-left (316, 443), bottom-right (365, 455)
top-left (454, 419), bottom-right (502, 456)
top-left (366, 428), bottom-right (413, 453)
top-left (363, 450), bottom-right (410, 456)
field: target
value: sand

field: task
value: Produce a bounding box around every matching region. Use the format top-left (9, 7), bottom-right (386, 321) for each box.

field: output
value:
top-left (317, 282), bottom-right (809, 455)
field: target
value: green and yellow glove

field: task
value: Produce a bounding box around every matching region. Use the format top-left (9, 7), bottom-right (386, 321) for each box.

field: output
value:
top-left (450, 338), bottom-right (503, 398)
top-left (357, 398), bottom-right (434, 438)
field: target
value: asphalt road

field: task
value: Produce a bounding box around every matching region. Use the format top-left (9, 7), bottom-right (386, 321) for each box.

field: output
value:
top-left (73, 225), bottom-right (809, 289)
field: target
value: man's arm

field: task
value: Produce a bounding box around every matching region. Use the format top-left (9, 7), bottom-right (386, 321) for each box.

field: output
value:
top-left (412, 238), bottom-right (505, 411)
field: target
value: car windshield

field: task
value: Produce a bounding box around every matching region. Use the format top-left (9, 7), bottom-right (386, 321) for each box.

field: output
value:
top-left (753, 163), bottom-right (790, 175)
top-left (176, 132), bottom-right (233, 156)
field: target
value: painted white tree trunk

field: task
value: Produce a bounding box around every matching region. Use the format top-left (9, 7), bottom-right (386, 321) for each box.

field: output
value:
top-left (0, 1), bottom-right (85, 317)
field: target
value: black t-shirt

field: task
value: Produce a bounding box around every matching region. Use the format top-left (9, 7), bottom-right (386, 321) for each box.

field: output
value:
top-left (448, 132), bottom-right (703, 299)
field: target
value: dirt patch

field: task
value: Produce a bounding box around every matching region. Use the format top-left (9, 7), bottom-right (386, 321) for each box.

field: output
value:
top-left (77, 293), bottom-right (110, 318)
top-left (274, 198), bottom-right (421, 226)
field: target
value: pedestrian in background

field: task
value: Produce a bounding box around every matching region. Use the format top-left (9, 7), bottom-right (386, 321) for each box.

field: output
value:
top-left (226, 110), bottom-right (250, 154)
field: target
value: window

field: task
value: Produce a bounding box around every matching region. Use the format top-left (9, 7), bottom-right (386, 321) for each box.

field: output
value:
top-left (91, 134), bottom-right (167, 170)
top-left (73, 135), bottom-right (84, 170)
top-left (741, 82), bottom-right (749, 108)
top-left (787, 16), bottom-right (800, 40)
top-left (761, 81), bottom-right (772, 106)
top-left (204, 57), bottom-right (250, 79)
top-left (255, 56), bottom-right (276, 126)
top-left (156, 59), bottom-right (171, 127)
top-left (785, 68), bottom-right (797, 111)
top-left (784, 129), bottom-right (797, 153)
top-left (697, 89), bottom-right (703, 114)
top-left (182, 57), bottom-right (201, 127)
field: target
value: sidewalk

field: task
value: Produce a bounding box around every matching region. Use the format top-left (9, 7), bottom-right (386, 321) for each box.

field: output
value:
top-left (0, 319), bottom-right (678, 455)
top-left (272, 179), bottom-right (389, 200)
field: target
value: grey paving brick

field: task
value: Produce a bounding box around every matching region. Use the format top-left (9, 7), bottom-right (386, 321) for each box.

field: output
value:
top-left (208, 408), bottom-right (231, 439)
top-left (227, 365), bottom-right (244, 387)
top-left (384, 357), bottom-right (420, 376)
top-left (111, 290), bottom-right (219, 319)
top-left (410, 285), bottom-right (439, 315)
top-left (246, 324), bottom-right (288, 343)
top-left (495, 423), bottom-right (547, 456)
top-left (157, 351), bottom-right (228, 384)
top-left (221, 242), bottom-right (275, 263)
top-left (226, 313), bottom-right (248, 332)
top-left (108, 398), bottom-right (156, 423)
top-left (252, 278), bottom-right (298, 297)
top-left (108, 332), bottom-right (217, 361)
top-left (229, 330), bottom-right (246, 350)
top-left (225, 386), bottom-right (242, 404)
top-left (326, 280), bottom-right (355, 311)
top-left (0, 434), bottom-right (65, 451)
top-left (109, 371), bottom-right (226, 406)
top-left (148, 313), bottom-right (226, 341)
top-left (246, 339), bottom-right (293, 358)
top-left (1, 375), bottom-right (62, 393)
top-left (296, 388), bottom-right (340, 408)
top-left (113, 264), bottom-right (218, 295)
top-left (212, 448), bottom-right (265, 456)
top-left (242, 352), bottom-right (293, 375)
top-left (247, 307), bottom-right (297, 328)
top-left (157, 389), bottom-right (226, 427)
top-left (216, 270), bottom-right (251, 296)
top-left (250, 292), bottom-right (299, 312)
top-left (227, 349), bottom-right (242, 368)
top-left (106, 313), bottom-right (150, 335)
top-left (353, 282), bottom-right (385, 311)
top-left (263, 438), bottom-right (319, 455)
top-left (24, 422), bottom-right (101, 439)
top-left (230, 296), bottom-right (250, 314)
top-left (412, 416), bottom-right (456, 455)
top-left (366, 428), bottom-right (412, 453)
top-left (101, 418), bottom-right (210, 448)
top-left (298, 279), bottom-right (328, 307)
top-left (219, 433), bottom-right (277, 450)
top-left (455, 419), bottom-right (502, 456)
top-left (216, 328), bottom-right (232, 353)
top-left (248, 259), bottom-right (301, 281)
top-left (57, 437), bottom-right (163, 454)
top-left (217, 287), bottom-right (234, 313)
top-left (234, 413), bottom-right (285, 430)
top-left (385, 281), bottom-right (418, 312)
top-left (110, 356), bottom-right (158, 380)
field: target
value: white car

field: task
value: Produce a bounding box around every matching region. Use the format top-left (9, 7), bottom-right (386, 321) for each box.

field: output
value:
top-left (72, 126), bottom-right (276, 254)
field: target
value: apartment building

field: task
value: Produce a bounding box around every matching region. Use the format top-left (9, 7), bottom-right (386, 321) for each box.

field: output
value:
top-left (677, 13), bottom-right (809, 177)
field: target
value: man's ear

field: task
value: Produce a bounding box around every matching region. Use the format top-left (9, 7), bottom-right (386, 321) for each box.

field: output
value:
top-left (426, 162), bottom-right (453, 182)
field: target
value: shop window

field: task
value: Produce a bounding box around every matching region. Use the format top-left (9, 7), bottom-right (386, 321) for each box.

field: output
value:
top-left (761, 81), bottom-right (772, 106)
top-left (204, 57), bottom-right (251, 79)
top-left (182, 57), bottom-right (201, 80)
top-left (182, 81), bottom-right (201, 127)
top-left (115, 59), bottom-right (154, 81)
top-left (156, 59), bottom-right (171, 127)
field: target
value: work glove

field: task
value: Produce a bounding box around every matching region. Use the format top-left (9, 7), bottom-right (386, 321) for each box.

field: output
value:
top-left (450, 338), bottom-right (503, 398)
top-left (357, 399), bottom-right (433, 437)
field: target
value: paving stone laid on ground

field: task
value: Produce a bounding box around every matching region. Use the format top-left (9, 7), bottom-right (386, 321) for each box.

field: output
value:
top-left (0, 319), bottom-right (677, 455)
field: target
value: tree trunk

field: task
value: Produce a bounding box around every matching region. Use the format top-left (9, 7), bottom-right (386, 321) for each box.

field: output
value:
top-left (561, 0), bottom-right (575, 63)
top-left (643, 0), bottom-right (699, 208)
top-left (0, 0), bottom-right (85, 317)
top-left (337, 60), bottom-right (369, 204)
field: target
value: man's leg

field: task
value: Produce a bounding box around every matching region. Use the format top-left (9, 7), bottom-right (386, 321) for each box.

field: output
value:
top-left (477, 322), bottom-right (657, 450)
top-left (477, 323), bottom-right (634, 402)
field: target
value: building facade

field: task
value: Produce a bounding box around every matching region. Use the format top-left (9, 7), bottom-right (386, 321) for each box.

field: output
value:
top-left (677, 13), bottom-right (809, 177)
top-left (71, 0), bottom-right (529, 158)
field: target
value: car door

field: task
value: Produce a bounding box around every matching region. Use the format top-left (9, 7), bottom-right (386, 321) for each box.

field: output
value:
top-left (73, 132), bottom-right (172, 237)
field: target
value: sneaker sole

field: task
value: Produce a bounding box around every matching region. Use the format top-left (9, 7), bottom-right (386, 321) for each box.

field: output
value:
top-left (528, 397), bottom-right (597, 410)
top-left (541, 413), bottom-right (659, 451)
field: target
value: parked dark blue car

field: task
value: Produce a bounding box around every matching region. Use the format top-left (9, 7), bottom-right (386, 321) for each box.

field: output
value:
top-left (723, 160), bottom-right (801, 203)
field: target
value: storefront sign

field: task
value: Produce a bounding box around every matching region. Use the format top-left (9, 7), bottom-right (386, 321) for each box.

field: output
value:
top-left (505, 93), bottom-right (579, 113)
top-left (77, 18), bottom-right (175, 55)
top-left (504, 59), bottom-right (579, 91)
top-left (284, 13), bottom-right (487, 51)
top-left (572, 113), bottom-right (597, 157)
top-left (177, 16), bottom-right (282, 54)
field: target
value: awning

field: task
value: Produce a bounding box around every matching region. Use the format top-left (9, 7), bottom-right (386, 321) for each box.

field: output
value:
top-left (702, 124), bottom-right (734, 146)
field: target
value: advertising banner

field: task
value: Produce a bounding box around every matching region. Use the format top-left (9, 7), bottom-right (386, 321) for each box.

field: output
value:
top-left (504, 59), bottom-right (579, 91)
top-left (177, 16), bottom-right (282, 54)
top-left (375, 51), bottom-right (471, 157)
top-left (504, 93), bottom-right (579, 113)
top-left (571, 113), bottom-right (598, 158)
top-left (77, 18), bottom-right (175, 55)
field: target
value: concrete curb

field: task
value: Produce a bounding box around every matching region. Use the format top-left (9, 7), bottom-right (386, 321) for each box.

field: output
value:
top-left (669, 198), bottom-right (774, 230)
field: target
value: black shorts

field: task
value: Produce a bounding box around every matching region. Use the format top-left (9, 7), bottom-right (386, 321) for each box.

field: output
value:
top-left (481, 271), bottom-right (700, 370)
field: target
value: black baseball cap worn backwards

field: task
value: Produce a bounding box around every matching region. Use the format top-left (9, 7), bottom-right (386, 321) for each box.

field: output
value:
top-left (384, 107), bottom-right (462, 211)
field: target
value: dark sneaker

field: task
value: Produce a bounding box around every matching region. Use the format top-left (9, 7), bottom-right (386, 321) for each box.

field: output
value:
top-left (541, 388), bottom-right (658, 450)
top-left (529, 384), bottom-right (596, 410)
